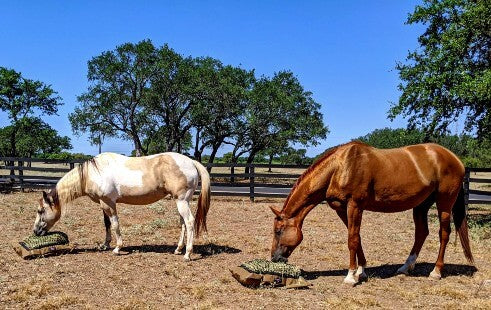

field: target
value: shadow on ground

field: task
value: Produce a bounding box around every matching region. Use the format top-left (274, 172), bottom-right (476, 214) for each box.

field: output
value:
top-left (303, 263), bottom-right (478, 280)
top-left (53, 243), bottom-right (241, 260)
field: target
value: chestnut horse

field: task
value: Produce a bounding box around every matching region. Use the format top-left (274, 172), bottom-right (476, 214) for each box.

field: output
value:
top-left (270, 142), bottom-right (473, 285)
top-left (33, 152), bottom-right (210, 261)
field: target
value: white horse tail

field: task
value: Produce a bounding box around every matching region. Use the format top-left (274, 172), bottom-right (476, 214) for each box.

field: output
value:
top-left (192, 160), bottom-right (211, 236)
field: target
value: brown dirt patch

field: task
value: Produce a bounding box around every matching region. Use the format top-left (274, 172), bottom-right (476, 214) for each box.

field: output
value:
top-left (0, 192), bottom-right (490, 309)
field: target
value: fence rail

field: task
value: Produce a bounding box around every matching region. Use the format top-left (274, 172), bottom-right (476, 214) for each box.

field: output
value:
top-left (1, 157), bottom-right (490, 207)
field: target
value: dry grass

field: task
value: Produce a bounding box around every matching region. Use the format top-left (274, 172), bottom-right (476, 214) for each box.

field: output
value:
top-left (0, 192), bottom-right (490, 309)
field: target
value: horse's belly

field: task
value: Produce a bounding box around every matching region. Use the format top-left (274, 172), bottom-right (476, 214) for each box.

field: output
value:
top-left (369, 186), bottom-right (434, 212)
top-left (116, 190), bottom-right (168, 205)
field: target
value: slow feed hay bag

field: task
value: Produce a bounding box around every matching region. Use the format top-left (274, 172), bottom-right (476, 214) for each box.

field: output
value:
top-left (230, 259), bottom-right (310, 289)
top-left (12, 231), bottom-right (72, 259)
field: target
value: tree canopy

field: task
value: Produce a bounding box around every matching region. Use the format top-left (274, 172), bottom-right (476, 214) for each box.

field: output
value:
top-left (228, 71), bottom-right (328, 165)
top-left (0, 117), bottom-right (71, 157)
top-left (70, 40), bottom-right (160, 156)
top-left (0, 67), bottom-right (69, 157)
top-left (391, 0), bottom-right (491, 139)
top-left (71, 40), bottom-right (328, 162)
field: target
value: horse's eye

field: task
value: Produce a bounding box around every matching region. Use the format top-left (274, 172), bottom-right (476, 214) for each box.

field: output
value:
top-left (275, 229), bottom-right (282, 236)
top-left (37, 209), bottom-right (44, 215)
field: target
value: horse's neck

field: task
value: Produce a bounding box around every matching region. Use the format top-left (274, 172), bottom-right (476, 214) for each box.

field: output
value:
top-left (56, 166), bottom-right (86, 207)
top-left (282, 161), bottom-right (334, 219)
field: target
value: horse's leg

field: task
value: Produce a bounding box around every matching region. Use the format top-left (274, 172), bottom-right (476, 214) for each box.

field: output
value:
top-left (335, 209), bottom-right (367, 281)
top-left (100, 200), bottom-right (123, 255)
top-left (397, 200), bottom-right (432, 275)
top-left (99, 211), bottom-right (112, 250)
top-left (174, 214), bottom-right (186, 255)
top-left (176, 197), bottom-right (195, 261)
top-left (344, 200), bottom-right (364, 285)
top-left (430, 208), bottom-right (452, 279)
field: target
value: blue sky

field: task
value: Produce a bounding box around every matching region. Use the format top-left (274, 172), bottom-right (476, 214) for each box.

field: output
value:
top-left (0, 1), bottom-right (424, 157)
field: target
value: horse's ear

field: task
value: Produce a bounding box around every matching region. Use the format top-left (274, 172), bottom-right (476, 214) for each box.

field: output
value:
top-left (270, 206), bottom-right (282, 218)
top-left (42, 191), bottom-right (49, 202)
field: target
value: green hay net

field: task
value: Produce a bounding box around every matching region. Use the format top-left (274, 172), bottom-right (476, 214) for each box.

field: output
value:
top-left (240, 258), bottom-right (301, 278)
top-left (20, 231), bottom-right (69, 250)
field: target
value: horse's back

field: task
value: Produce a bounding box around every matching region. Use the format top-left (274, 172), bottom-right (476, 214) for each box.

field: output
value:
top-left (332, 142), bottom-right (464, 211)
top-left (87, 152), bottom-right (198, 204)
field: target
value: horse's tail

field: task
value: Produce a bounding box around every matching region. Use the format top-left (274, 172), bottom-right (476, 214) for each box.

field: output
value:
top-left (452, 185), bottom-right (474, 264)
top-left (192, 160), bottom-right (211, 237)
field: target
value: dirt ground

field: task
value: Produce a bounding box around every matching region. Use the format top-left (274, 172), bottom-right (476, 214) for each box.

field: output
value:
top-left (0, 192), bottom-right (490, 310)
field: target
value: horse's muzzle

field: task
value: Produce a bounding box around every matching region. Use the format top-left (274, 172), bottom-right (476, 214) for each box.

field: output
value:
top-left (271, 248), bottom-right (289, 263)
top-left (33, 227), bottom-right (47, 236)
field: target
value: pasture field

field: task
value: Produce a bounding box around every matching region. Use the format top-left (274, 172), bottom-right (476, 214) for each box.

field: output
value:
top-left (0, 192), bottom-right (490, 309)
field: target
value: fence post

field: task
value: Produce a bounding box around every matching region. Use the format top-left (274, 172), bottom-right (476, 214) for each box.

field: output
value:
top-left (69, 162), bottom-right (75, 170)
top-left (231, 163), bottom-right (235, 183)
top-left (18, 160), bottom-right (24, 192)
top-left (9, 159), bottom-right (15, 183)
top-left (249, 165), bottom-right (255, 202)
top-left (463, 168), bottom-right (470, 211)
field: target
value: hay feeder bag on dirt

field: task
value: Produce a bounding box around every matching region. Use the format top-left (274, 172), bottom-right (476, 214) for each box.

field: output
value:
top-left (230, 259), bottom-right (310, 289)
top-left (11, 231), bottom-right (72, 259)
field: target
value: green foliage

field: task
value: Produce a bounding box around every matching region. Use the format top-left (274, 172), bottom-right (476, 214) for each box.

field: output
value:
top-left (278, 148), bottom-right (311, 165)
top-left (36, 152), bottom-right (92, 161)
top-left (72, 40), bottom-right (327, 162)
top-left (0, 67), bottom-right (64, 157)
top-left (218, 152), bottom-right (247, 164)
top-left (392, 0), bottom-right (491, 139)
top-left (190, 58), bottom-right (254, 163)
top-left (70, 40), bottom-right (160, 156)
top-left (0, 67), bottom-right (62, 122)
top-left (0, 117), bottom-right (71, 157)
top-left (356, 127), bottom-right (491, 167)
top-left (231, 71), bottom-right (328, 164)
top-left (357, 128), bottom-right (425, 149)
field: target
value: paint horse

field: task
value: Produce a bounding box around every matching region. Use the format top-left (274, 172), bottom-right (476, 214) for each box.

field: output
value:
top-left (33, 152), bottom-right (210, 261)
top-left (270, 142), bottom-right (474, 285)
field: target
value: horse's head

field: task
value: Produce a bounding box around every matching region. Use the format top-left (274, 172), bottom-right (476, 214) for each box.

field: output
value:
top-left (33, 190), bottom-right (61, 236)
top-left (270, 207), bottom-right (303, 263)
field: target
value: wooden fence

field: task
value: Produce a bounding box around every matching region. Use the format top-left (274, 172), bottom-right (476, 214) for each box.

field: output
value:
top-left (1, 157), bottom-right (490, 206)
top-left (464, 167), bottom-right (491, 205)
top-left (0, 157), bottom-right (308, 201)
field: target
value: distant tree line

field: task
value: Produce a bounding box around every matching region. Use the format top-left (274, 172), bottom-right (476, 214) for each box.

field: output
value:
top-left (356, 127), bottom-right (490, 168)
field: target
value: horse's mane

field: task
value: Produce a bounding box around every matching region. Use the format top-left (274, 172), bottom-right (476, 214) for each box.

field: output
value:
top-left (281, 141), bottom-right (367, 211)
top-left (50, 158), bottom-right (97, 214)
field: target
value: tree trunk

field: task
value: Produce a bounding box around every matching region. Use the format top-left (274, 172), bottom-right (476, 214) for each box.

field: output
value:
top-left (194, 129), bottom-right (201, 161)
top-left (206, 144), bottom-right (222, 173)
top-left (9, 126), bottom-right (18, 157)
top-left (245, 150), bottom-right (257, 174)
top-left (268, 154), bottom-right (273, 172)
top-left (132, 136), bottom-right (144, 157)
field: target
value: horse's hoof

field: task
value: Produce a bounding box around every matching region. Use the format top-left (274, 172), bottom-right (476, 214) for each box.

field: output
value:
top-left (112, 248), bottom-right (121, 255)
top-left (396, 266), bottom-right (409, 275)
top-left (357, 272), bottom-right (368, 283)
top-left (429, 270), bottom-right (441, 280)
top-left (98, 244), bottom-right (110, 251)
top-left (183, 255), bottom-right (191, 262)
top-left (343, 277), bottom-right (357, 286)
top-left (174, 249), bottom-right (182, 255)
